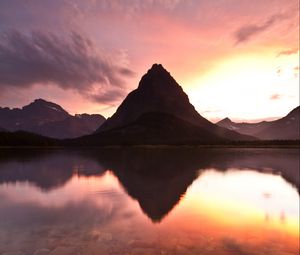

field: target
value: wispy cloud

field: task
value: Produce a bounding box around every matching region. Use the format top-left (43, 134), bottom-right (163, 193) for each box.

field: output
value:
top-left (270, 94), bottom-right (281, 100)
top-left (277, 48), bottom-right (299, 57)
top-left (234, 12), bottom-right (292, 44)
top-left (294, 66), bottom-right (299, 78)
top-left (89, 87), bottom-right (127, 104)
top-left (0, 30), bottom-right (134, 103)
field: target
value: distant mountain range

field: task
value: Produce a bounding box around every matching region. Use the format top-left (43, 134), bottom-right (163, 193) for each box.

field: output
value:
top-left (0, 99), bottom-right (106, 139)
top-left (0, 64), bottom-right (299, 145)
top-left (217, 106), bottom-right (299, 140)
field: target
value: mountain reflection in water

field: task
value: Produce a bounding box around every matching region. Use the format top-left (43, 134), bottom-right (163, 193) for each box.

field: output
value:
top-left (0, 148), bottom-right (298, 255)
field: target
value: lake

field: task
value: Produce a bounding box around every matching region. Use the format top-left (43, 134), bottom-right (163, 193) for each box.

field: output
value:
top-left (0, 148), bottom-right (299, 255)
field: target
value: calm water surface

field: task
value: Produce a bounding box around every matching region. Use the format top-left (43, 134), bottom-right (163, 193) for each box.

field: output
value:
top-left (0, 148), bottom-right (299, 255)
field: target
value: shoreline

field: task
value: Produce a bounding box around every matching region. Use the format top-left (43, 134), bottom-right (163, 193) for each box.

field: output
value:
top-left (0, 143), bottom-right (299, 149)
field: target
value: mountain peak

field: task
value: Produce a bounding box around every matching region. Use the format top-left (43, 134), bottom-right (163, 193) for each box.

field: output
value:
top-left (34, 98), bottom-right (48, 103)
top-left (137, 64), bottom-right (178, 92)
top-left (95, 65), bottom-right (254, 141)
top-left (147, 63), bottom-right (170, 76)
top-left (25, 98), bottom-right (66, 111)
top-left (96, 63), bottom-right (208, 133)
top-left (150, 63), bottom-right (165, 71)
top-left (218, 117), bottom-right (233, 124)
top-left (32, 98), bottom-right (62, 108)
top-left (21, 98), bottom-right (70, 118)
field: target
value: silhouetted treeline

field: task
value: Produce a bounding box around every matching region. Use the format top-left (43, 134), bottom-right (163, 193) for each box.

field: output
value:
top-left (0, 131), bottom-right (59, 146)
top-left (0, 131), bottom-right (299, 147)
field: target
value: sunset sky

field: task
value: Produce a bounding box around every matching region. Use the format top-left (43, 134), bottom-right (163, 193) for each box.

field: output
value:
top-left (0, 0), bottom-right (299, 122)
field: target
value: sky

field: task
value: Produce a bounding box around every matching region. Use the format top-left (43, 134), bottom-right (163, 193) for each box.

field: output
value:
top-left (0, 0), bottom-right (299, 122)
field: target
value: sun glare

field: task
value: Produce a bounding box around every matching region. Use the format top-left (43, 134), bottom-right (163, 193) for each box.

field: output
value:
top-left (188, 51), bottom-right (299, 121)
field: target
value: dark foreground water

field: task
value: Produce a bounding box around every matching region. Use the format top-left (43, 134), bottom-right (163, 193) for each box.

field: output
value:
top-left (0, 148), bottom-right (299, 255)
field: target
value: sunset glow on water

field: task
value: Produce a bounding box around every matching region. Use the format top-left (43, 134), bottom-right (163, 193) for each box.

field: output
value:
top-left (0, 149), bottom-right (298, 255)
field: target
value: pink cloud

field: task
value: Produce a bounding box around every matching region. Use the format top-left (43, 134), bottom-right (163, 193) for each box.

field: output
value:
top-left (270, 94), bottom-right (281, 100)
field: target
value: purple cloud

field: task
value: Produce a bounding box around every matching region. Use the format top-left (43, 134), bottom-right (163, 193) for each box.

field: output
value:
top-left (0, 30), bottom-right (134, 103)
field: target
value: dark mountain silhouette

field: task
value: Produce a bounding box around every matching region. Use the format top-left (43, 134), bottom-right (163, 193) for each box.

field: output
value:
top-left (0, 99), bottom-right (106, 139)
top-left (0, 126), bottom-right (7, 132)
top-left (255, 106), bottom-right (299, 140)
top-left (217, 118), bottom-right (271, 136)
top-left (70, 112), bottom-right (227, 145)
top-left (1, 130), bottom-right (296, 147)
top-left (93, 64), bottom-right (254, 143)
top-left (217, 106), bottom-right (299, 140)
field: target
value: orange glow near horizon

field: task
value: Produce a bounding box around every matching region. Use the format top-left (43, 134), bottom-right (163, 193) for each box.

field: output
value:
top-left (0, 167), bottom-right (298, 254)
top-left (160, 169), bottom-right (299, 253)
top-left (186, 50), bottom-right (299, 122)
top-left (173, 169), bottom-right (299, 234)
